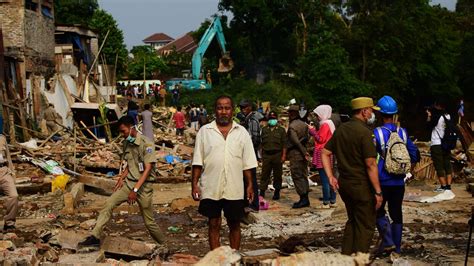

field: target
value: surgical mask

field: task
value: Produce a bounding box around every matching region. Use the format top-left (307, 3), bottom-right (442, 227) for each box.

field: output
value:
top-left (268, 119), bottom-right (278, 127)
top-left (126, 127), bottom-right (136, 143)
top-left (367, 112), bottom-right (376, 125)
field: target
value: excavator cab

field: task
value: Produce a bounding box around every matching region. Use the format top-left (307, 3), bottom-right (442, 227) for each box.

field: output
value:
top-left (218, 53), bottom-right (234, 73)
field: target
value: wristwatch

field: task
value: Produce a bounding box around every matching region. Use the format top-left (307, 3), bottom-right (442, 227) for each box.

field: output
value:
top-left (133, 187), bottom-right (139, 193)
top-left (375, 191), bottom-right (383, 196)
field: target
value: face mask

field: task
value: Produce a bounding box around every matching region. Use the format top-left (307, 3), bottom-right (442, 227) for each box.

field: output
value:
top-left (268, 119), bottom-right (278, 127)
top-left (367, 112), bottom-right (376, 125)
top-left (126, 127), bottom-right (136, 143)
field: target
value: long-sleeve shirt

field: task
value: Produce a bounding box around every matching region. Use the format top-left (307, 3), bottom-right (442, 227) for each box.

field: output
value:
top-left (243, 112), bottom-right (261, 152)
top-left (287, 119), bottom-right (308, 160)
top-left (374, 123), bottom-right (419, 186)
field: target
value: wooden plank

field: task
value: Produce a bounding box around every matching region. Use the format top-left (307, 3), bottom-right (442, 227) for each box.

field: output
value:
top-left (57, 74), bottom-right (75, 107)
top-left (77, 175), bottom-right (115, 194)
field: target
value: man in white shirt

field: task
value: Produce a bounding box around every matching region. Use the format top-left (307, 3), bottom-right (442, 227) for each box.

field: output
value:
top-left (192, 95), bottom-right (257, 251)
top-left (426, 101), bottom-right (453, 192)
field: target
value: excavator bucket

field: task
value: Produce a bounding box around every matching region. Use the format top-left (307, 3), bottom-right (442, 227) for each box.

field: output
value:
top-left (218, 53), bottom-right (234, 73)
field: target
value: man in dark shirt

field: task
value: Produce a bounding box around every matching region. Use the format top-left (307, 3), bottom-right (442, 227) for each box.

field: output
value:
top-left (239, 99), bottom-right (261, 211)
top-left (322, 97), bottom-right (383, 255)
top-left (287, 104), bottom-right (310, 208)
top-left (127, 94), bottom-right (139, 125)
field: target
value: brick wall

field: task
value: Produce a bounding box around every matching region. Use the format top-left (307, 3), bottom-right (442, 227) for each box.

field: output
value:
top-left (0, 2), bottom-right (25, 56)
top-left (24, 9), bottom-right (55, 73)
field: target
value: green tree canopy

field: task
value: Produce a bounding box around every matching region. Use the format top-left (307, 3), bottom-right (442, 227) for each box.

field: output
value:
top-left (54, 0), bottom-right (98, 26)
top-left (89, 9), bottom-right (128, 77)
top-left (128, 45), bottom-right (167, 80)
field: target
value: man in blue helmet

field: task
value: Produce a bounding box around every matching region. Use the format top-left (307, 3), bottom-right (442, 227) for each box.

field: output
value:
top-left (373, 96), bottom-right (419, 258)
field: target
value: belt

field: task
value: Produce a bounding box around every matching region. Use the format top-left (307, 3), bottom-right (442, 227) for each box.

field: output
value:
top-left (263, 150), bottom-right (282, 155)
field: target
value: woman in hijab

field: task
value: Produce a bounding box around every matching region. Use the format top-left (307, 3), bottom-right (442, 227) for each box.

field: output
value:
top-left (309, 105), bottom-right (337, 207)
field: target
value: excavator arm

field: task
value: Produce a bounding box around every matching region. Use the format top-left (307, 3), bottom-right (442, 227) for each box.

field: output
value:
top-left (191, 17), bottom-right (233, 80)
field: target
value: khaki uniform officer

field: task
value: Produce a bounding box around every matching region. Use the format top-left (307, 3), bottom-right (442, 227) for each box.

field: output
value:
top-left (322, 97), bottom-right (383, 255)
top-left (79, 116), bottom-right (165, 248)
top-left (287, 104), bottom-right (310, 209)
top-left (259, 111), bottom-right (286, 200)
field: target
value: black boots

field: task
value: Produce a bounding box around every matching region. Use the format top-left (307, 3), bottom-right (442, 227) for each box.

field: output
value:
top-left (292, 194), bottom-right (310, 208)
top-left (272, 189), bottom-right (280, 200)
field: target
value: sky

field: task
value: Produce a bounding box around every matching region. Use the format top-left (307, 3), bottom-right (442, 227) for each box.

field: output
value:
top-left (98, 0), bottom-right (221, 49)
top-left (98, 0), bottom-right (457, 50)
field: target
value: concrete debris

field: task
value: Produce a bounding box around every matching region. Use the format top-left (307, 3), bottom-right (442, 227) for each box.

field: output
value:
top-left (268, 251), bottom-right (370, 266)
top-left (0, 240), bottom-right (16, 251)
top-left (170, 197), bottom-right (199, 211)
top-left (102, 236), bottom-right (156, 259)
top-left (195, 246), bottom-right (241, 266)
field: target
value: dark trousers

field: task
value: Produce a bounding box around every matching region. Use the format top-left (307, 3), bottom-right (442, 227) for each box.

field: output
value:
top-left (339, 178), bottom-right (376, 255)
top-left (259, 152), bottom-right (283, 191)
top-left (289, 158), bottom-right (309, 196)
top-left (244, 168), bottom-right (259, 210)
top-left (376, 185), bottom-right (405, 224)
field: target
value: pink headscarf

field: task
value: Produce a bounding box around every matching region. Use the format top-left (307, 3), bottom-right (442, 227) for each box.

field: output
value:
top-left (313, 105), bottom-right (335, 133)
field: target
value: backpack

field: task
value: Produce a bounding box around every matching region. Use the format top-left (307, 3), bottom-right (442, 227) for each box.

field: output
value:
top-left (376, 126), bottom-right (411, 175)
top-left (439, 115), bottom-right (459, 151)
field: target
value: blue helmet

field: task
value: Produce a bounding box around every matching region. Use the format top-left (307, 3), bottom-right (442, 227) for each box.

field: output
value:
top-left (376, 95), bottom-right (398, 114)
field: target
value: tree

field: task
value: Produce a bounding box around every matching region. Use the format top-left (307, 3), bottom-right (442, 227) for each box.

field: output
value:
top-left (54, 0), bottom-right (98, 26)
top-left (127, 46), bottom-right (167, 80)
top-left (297, 27), bottom-right (373, 110)
top-left (89, 9), bottom-right (128, 77)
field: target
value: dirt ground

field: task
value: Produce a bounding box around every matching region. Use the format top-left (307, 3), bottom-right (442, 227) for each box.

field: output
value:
top-left (1, 176), bottom-right (472, 265)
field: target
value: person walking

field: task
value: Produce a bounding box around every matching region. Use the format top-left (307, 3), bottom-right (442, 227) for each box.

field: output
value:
top-left (140, 104), bottom-right (154, 142)
top-left (192, 95), bottom-right (257, 251)
top-left (189, 104), bottom-right (200, 131)
top-left (238, 99), bottom-right (261, 211)
top-left (309, 105), bottom-right (336, 208)
top-left (427, 100), bottom-right (454, 192)
top-left (173, 106), bottom-right (186, 137)
top-left (373, 96), bottom-right (419, 257)
top-left (171, 84), bottom-right (181, 107)
top-left (159, 85), bottom-right (167, 107)
top-left (79, 116), bottom-right (165, 247)
top-left (287, 104), bottom-right (310, 209)
top-left (322, 97), bottom-right (383, 255)
top-left (0, 135), bottom-right (18, 232)
top-left (126, 94), bottom-right (139, 125)
top-left (259, 111), bottom-right (287, 200)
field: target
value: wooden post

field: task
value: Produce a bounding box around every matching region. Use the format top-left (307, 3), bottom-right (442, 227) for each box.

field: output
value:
top-left (0, 28), bottom-right (7, 136)
top-left (73, 126), bottom-right (77, 172)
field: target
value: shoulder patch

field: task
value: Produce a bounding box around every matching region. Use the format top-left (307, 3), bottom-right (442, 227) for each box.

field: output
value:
top-left (146, 147), bottom-right (153, 154)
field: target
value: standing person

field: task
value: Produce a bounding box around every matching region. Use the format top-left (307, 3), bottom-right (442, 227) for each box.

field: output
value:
top-left (189, 104), bottom-right (200, 131)
top-left (133, 85), bottom-right (139, 98)
top-left (259, 111), bottom-right (286, 200)
top-left (0, 135), bottom-right (18, 232)
top-left (458, 99), bottom-right (464, 124)
top-left (199, 104), bottom-right (208, 127)
top-left (309, 105), bottom-right (336, 208)
top-left (192, 95), bottom-right (257, 251)
top-left (173, 106), bottom-right (186, 137)
top-left (373, 96), bottom-right (420, 257)
top-left (159, 85), bottom-right (167, 107)
top-left (322, 97), bottom-right (383, 255)
top-left (79, 116), bottom-right (165, 247)
top-left (140, 104), bottom-right (154, 142)
top-left (238, 99), bottom-right (261, 211)
top-left (126, 94), bottom-right (139, 125)
top-left (287, 104), bottom-right (310, 208)
top-left (427, 101), bottom-right (454, 192)
top-left (171, 84), bottom-right (181, 107)
top-left (44, 104), bottom-right (62, 135)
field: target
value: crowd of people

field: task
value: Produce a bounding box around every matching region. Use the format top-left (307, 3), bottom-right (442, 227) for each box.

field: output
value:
top-left (72, 92), bottom-right (460, 261)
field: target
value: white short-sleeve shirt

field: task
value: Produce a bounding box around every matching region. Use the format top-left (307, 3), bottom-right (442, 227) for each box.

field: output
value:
top-left (192, 121), bottom-right (258, 200)
top-left (431, 114), bottom-right (451, 146)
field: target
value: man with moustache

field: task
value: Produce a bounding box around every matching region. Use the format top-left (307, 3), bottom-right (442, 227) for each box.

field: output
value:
top-left (192, 95), bottom-right (257, 251)
top-left (322, 97), bottom-right (383, 255)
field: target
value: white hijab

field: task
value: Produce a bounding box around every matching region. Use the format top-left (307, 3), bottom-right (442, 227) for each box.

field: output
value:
top-left (313, 105), bottom-right (335, 133)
